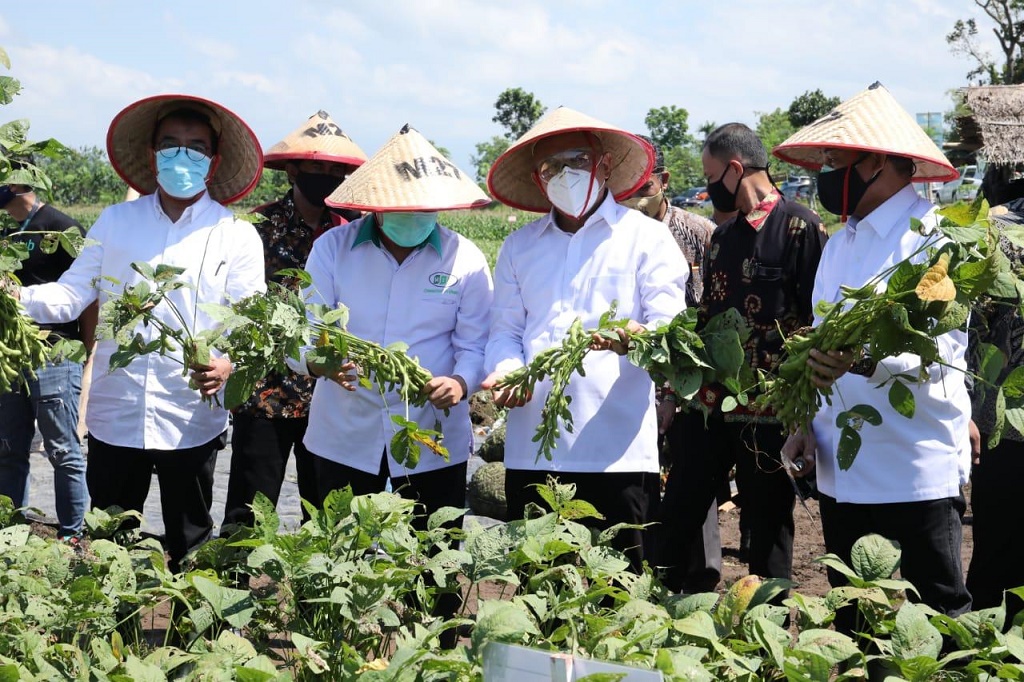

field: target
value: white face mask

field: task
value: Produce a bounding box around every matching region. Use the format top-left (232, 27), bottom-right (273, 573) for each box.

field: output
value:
top-left (544, 167), bottom-right (604, 219)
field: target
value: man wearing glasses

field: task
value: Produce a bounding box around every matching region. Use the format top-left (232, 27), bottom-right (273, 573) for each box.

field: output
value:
top-left (222, 111), bottom-right (367, 531)
top-left (484, 107), bottom-right (688, 570)
top-left (16, 95), bottom-right (265, 572)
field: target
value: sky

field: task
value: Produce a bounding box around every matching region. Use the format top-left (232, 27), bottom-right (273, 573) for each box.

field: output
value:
top-left (0, 1), bottom-right (997, 175)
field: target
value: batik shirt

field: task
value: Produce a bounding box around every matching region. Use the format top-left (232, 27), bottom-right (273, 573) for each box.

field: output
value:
top-left (662, 205), bottom-right (715, 307)
top-left (698, 192), bottom-right (827, 418)
top-left (237, 190), bottom-right (337, 419)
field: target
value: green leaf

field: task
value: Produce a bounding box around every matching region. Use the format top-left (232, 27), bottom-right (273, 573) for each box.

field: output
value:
top-left (850, 534), bottom-right (901, 582)
top-left (836, 427), bottom-right (862, 471)
top-left (153, 263), bottom-right (187, 282)
top-left (321, 305), bottom-right (350, 327)
top-left (190, 575), bottom-right (256, 629)
top-left (427, 505), bottom-right (466, 531)
top-left (892, 602), bottom-right (942, 660)
top-left (470, 600), bottom-right (540, 652)
top-left (888, 381), bottom-right (915, 419)
top-left (1003, 366), bottom-right (1024, 399)
top-left (130, 261), bottom-right (156, 280)
top-left (795, 628), bottom-right (861, 666)
top-left (0, 47), bottom-right (10, 70)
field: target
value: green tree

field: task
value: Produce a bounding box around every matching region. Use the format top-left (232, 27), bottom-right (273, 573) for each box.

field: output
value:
top-left (235, 169), bottom-right (292, 210)
top-left (663, 145), bottom-right (704, 193)
top-left (37, 146), bottom-right (125, 206)
top-left (493, 88), bottom-right (545, 140)
top-left (787, 89), bottom-right (841, 128)
top-left (697, 120), bottom-right (717, 144)
top-left (644, 105), bottom-right (694, 152)
top-left (469, 136), bottom-right (510, 184)
top-left (755, 108), bottom-right (800, 179)
top-left (948, 0), bottom-right (1024, 84)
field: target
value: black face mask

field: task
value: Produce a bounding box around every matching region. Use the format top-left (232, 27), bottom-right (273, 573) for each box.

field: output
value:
top-left (295, 172), bottom-right (344, 207)
top-left (0, 186), bottom-right (15, 209)
top-left (707, 162), bottom-right (768, 213)
top-left (707, 164), bottom-right (739, 213)
top-left (817, 156), bottom-right (882, 219)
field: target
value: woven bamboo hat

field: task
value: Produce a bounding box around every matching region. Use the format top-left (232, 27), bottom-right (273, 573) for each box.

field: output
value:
top-left (487, 106), bottom-right (654, 212)
top-left (773, 82), bottom-right (958, 183)
top-left (263, 110), bottom-right (368, 171)
top-left (106, 94), bottom-right (262, 204)
top-left (326, 124), bottom-right (490, 212)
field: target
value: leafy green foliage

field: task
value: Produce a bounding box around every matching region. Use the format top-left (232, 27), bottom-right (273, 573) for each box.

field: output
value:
top-left (496, 305), bottom-right (754, 462)
top-left (36, 146), bottom-right (126, 206)
top-left (787, 89), bottom-right (841, 128)
top-left (492, 87), bottom-right (546, 140)
top-left (645, 105), bottom-right (694, 153)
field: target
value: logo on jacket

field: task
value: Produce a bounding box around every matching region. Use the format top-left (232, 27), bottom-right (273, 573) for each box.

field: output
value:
top-left (429, 271), bottom-right (459, 288)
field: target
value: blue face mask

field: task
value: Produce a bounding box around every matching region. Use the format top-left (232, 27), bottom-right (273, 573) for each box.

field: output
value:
top-left (154, 148), bottom-right (212, 199)
top-left (379, 212), bottom-right (438, 247)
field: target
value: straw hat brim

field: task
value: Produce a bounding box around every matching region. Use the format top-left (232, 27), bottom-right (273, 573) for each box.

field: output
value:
top-left (326, 124), bottom-right (491, 212)
top-left (106, 94), bottom-right (263, 205)
top-left (486, 107), bottom-right (654, 213)
top-left (264, 151), bottom-right (367, 171)
top-left (772, 82), bottom-right (958, 183)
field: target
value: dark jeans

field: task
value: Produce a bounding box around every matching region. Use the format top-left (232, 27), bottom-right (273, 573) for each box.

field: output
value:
top-left (658, 413), bottom-right (794, 585)
top-left (223, 414), bottom-right (317, 528)
top-left (313, 452), bottom-right (467, 531)
top-left (819, 492), bottom-right (972, 632)
top-left (86, 433), bottom-right (224, 573)
top-left (0, 359), bottom-right (87, 536)
top-left (505, 468), bottom-right (660, 572)
top-left (968, 436), bottom-right (1024, 620)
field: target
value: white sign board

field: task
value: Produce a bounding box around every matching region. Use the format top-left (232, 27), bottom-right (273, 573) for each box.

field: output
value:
top-left (482, 643), bottom-right (664, 681)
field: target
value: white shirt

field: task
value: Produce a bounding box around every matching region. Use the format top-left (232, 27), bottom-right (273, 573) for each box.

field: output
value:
top-left (295, 216), bottom-right (493, 476)
top-left (20, 192), bottom-right (266, 450)
top-left (811, 184), bottom-right (971, 503)
top-left (486, 194), bottom-right (688, 473)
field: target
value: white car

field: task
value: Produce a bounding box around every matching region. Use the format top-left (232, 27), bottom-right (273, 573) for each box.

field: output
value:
top-left (936, 165), bottom-right (981, 204)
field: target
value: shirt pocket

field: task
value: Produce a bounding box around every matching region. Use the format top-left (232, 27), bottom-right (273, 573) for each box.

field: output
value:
top-left (582, 274), bottom-right (636, 315)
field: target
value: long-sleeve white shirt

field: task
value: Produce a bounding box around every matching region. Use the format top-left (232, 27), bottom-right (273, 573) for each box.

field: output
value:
top-left (20, 192), bottom-right (266, 450)
top-left (486, 193), bottom-right (688, 473)
top-left (811, 184), bottom-right (971, 503)
top-left (294, 216), bottom-right (493, 476)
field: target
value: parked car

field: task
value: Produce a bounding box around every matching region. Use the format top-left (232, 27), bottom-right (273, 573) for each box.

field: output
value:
top-left (671, 186), bottom-right (707, 208)
top-left (780, 176), bottom-right (813, 201)
top-left (936, 165), bottom-right (981, 204)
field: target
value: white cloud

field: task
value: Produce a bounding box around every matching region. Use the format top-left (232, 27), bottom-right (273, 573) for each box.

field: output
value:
top-left (187, 38), bottom-right (238, 63)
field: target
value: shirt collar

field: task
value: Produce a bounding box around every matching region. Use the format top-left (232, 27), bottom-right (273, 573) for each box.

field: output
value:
top-left (743, 190), bottom-right (781, 231)
top-left (150, 189), bottom-right (214, 224)
top-left (351, 214), bottom-right (443, 256)
top-left (847, 184), bottom-right (920, 238)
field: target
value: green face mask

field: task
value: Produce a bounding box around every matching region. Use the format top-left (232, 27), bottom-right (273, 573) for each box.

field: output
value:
top-left (622, 190), bottom-right (664, 218)
top-left (379, 211), bottom-right (438, 247)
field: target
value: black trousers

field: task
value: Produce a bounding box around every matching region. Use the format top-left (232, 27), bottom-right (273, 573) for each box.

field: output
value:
top-left (819, 492), bottom-right (972, 629)
top-left (312, 452), bottom-right (467, 531)
top-left (223, 414), bottom-right (318, 528)
top-left (658, 412), bottom-right (794, 586)
top-left (968, 436), bottom-right (1024, 619)
top-left (86, 433), bottom-right (223, 572)
top-left (505, 468), bottom-right (660, 572)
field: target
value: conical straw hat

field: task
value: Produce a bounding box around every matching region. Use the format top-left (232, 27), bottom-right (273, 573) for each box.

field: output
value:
top-left (326, 124), bottom-right (490, 212)
top-left (263, 110), bottom-right (368, 170)
top-left (773, 82), bottom-right (957, 182)
top-left (487, 106), bottom-right (654, 213)
top-left (106, 94), bottom-right (262, 205)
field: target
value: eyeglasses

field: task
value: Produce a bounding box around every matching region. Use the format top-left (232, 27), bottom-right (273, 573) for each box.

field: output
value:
top-left (536, 149), bottom-right (596, 182)
top-left (155, 143), bottom-right (212, 162)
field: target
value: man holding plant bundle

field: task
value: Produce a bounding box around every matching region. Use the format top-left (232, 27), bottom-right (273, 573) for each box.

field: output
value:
top-left (14, 95), bottom-right (266, 572)
top-left (658, 123), bottom-right (826, 594)
top-left (482, 107), bottom-right (688, 571)
top-left (778, 82), bottom-right (973, 620)
top-left (0, 159), bottom-right (97, 546)
top-left (221, 111), bottom-right (368, 531)
top-left (290, 124), bottom-right (492, 520)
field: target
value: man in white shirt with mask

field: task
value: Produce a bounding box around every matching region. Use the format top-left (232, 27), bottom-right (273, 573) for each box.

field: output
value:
top-left (483, 107), bottom-right (688, 570)
top-left (15, 94), bottom-right (266, 572)
top-left (776, 82), bottom-right (972, 623)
